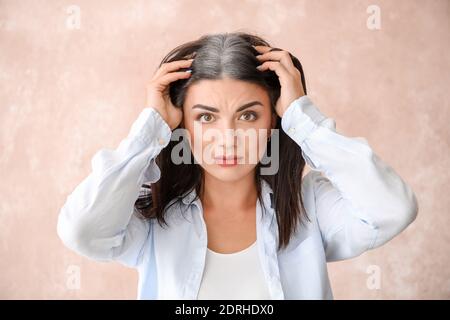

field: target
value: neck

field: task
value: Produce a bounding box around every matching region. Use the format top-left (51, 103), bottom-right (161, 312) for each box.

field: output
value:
top-left (201, 171), bottom-right (257, 213)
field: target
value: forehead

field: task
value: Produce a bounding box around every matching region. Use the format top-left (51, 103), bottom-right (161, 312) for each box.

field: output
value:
top-left (184, 78), bottom-right (270, 109)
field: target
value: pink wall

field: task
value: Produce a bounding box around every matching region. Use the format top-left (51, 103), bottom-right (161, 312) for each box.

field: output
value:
top-left (0, 0), bottom-right (448, 299)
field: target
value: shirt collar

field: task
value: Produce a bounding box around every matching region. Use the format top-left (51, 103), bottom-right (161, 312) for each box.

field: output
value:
top-left (180, 187), bottom-right (198, 206)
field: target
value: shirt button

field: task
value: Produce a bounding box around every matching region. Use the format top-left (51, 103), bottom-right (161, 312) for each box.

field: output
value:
top-left (158, 138), bottom-right (165, 145)
top-left (288, 127), bottom-right (296, 134)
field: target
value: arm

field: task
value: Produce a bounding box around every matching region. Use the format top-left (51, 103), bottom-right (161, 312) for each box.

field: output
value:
top-left (281, 95), bottom-right (419, 262)
top-left (56, 107), bottom-right (172, 268)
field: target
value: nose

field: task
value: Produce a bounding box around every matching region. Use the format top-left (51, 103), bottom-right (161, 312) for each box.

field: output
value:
top-left (219, 127), bottom-right (236, 147)
top-left (217, 123), bottom-right (238, 152)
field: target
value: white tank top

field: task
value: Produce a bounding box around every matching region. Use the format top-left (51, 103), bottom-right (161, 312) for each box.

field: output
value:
top-left (197, 240), bottom-right (272, 299)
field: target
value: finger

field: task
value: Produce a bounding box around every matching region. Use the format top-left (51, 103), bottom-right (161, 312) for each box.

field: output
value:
top-left (252, 45), bottom-right (273, 53)
top-left (256, 61), bottom-right (291, 83)
top-left (256, 50), bottom-right (296, 71)
top-left (157, 70), bottom-right (192, 87)
top-left (154, 59), bottom-right (194, 78)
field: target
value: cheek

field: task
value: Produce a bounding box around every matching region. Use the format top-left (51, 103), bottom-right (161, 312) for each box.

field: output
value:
top-left (243, 129), bottom-right (270, 162)
top-left (231, 126), bottom-right (270, 165)
top-left (183, 123), bottom-right (213, 163)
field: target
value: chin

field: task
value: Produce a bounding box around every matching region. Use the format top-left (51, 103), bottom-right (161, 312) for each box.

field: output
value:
top-left (202, 164), bottom-right (256, 182)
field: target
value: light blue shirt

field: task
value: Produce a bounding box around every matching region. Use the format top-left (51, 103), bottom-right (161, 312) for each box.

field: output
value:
top-left (57, 95), bottom-right (418, 299)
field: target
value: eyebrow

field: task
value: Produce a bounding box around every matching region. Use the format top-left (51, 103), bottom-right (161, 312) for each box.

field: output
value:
top-left (191, 101), bottom-right (263, 113)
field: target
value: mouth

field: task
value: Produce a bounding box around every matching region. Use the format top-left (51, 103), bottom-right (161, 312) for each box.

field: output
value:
top-left (214, 156), bottom-right (243, 166)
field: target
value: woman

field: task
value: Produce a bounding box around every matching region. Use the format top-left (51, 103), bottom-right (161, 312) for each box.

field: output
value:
top-left (57, 32), bottom-right (418, 299)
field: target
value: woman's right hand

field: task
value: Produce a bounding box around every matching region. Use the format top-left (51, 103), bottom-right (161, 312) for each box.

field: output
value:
top-left (146, 58), bottom-right (194, 130)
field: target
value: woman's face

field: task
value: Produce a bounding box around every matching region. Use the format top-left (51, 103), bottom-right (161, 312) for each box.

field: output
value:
top-left (182, 77), bottom-right (276, 183)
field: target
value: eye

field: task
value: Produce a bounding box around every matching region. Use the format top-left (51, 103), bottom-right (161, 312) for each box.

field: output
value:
top-left (196, 113), bottom-right (215, 123)
top-left (239, 111), bottom-right (258, 121)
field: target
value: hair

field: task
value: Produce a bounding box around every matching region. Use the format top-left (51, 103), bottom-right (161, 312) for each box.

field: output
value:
top-left (134, 31), bottom-right (309, 251)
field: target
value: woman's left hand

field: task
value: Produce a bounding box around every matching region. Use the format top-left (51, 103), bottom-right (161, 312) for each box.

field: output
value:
top-left (253, 45), bottom-right (306, 118)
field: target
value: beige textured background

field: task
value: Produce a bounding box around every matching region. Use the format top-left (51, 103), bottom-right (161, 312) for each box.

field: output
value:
top-left (0, 0), bottom-right (449, 299)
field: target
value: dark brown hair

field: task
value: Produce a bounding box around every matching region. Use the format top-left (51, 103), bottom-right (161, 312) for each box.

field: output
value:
top-left (135, 31), bottom-right (309, 251)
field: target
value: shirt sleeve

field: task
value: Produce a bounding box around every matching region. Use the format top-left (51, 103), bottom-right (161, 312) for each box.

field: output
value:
top-left (281, 95), bottom-right (419, 262)
top-left (56, 107), bottom-right (172, 268)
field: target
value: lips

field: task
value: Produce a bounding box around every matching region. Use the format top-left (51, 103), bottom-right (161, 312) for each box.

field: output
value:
top-left (214, 155), bottom-right (242, 165)
top-left (214, 156), bottom-right (241, 160)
